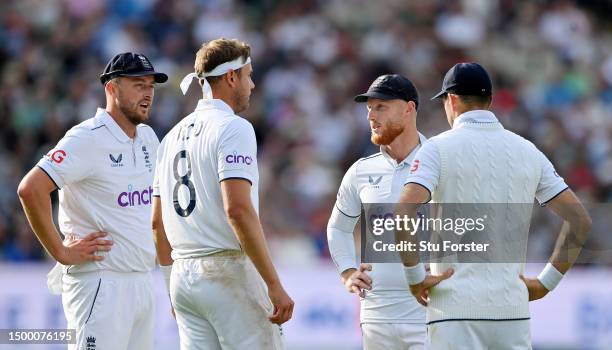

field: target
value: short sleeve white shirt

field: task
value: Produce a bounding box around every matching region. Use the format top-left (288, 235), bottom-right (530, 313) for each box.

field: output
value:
top-left (154, 99), bottom-right (259, 259)
top-left (37, 108), bottom-right (159, 273)
top-left (405, 111), bottom-right (568, 204)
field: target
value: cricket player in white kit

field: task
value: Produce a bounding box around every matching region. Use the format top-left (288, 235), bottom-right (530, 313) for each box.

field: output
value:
top-left (327, 74), bottom-right (429, 349)
top-left (399, 63), bottom-right (592, 349)
top-left (152, 38), bottom-right (294, 350)
top-left (17, 52), bottom-right (167, 349)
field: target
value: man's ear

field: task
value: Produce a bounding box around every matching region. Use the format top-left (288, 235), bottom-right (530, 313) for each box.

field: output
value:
top-left (104, 81), bottom-right (114, 96)
top-left (406, 100), bottom-right (417, 116)
top-left (223, 70), bottom-right (237, 88)
top-left (107, 77), bottom-right (123, 95)
top-left (448, 93), bottom-right (460, 112)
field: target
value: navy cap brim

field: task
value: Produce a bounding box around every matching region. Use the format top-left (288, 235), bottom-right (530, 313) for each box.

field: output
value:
top-left (431, 90), bottom-right (447, 100)
top-left (100, 71), bottom-right (168, 85)
top-left (354, 91), bottom-right (399, 102)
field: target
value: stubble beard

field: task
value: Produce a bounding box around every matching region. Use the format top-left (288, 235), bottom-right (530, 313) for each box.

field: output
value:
top-left (233, 89), bottom-right (250, 114)
top-left (117, 94), bottom-right (149, 126)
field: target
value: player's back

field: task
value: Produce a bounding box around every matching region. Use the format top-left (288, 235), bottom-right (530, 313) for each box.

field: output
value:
top-left (426, 114), bottom-right (547, 323)
top-left (430, 124), bottom-right (542, 204)
top-left (155, 99), bottom-right (259, 259)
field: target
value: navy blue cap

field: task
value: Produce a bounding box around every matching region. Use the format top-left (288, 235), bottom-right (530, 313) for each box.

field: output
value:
top-left (100, 52), bottom-right (168, 85)
top-left (431, 62), bottom-right (492, 100)
top-left (354, 74), bottom-right (419, 109)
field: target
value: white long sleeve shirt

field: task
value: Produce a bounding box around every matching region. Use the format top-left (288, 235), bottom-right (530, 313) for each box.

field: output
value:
top-left (327, 133), bottom-right (427, 324)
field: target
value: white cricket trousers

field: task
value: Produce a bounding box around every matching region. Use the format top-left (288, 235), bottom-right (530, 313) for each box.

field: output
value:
top-left (171, 252), bottom-right (284, 350)
top-left (361, 323), bottom-right (426, 350)
top-left (61, 270), bottom-right (154, 350)
top-left (428, 319), bottom-right (532, 350)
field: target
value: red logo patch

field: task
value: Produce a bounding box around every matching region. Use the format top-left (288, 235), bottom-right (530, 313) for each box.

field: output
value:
top-left (48, 150), bottom-right (67, 163)
top-left (410, 159), bottom-right (420, 173)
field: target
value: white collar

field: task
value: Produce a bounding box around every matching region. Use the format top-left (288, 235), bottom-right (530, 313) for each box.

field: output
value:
top-left (95, 108), bottom-right (134, 143)
top-left (452, 110), bottom-right (498, 129)
top-left (195, 99), bottom-right (235, 114)
top-left (380, 132), bottom-right (427, 167)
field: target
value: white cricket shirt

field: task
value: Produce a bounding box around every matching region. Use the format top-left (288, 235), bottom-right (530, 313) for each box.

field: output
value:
top-left (153, 99), bottom-right (259, 259)
top-left (37, 108), bottom-right (159, 274)
top-left (333, 133), bottom-right (427, 324)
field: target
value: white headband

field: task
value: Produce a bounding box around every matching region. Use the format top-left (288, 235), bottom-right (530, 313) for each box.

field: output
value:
top-left (180, 56), bottom-right (251, 98)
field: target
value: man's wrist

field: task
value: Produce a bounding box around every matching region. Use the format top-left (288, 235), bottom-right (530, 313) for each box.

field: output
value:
top-left (49, 240), bottom-right (67, 262)
top-left (537, 263), bottom-right (564, 291)
top-left (340, 267), bottom-right (357, 281)
top-left (265, 277), bottom-right (282, 289)
top-left (403, 263), bottom-right (427, 285)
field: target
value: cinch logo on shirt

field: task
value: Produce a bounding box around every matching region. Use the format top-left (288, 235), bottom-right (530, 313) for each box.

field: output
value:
top-left (226, 152), bottom-right (253, 165)
top-left (117, 185), bottom-right (153, 207)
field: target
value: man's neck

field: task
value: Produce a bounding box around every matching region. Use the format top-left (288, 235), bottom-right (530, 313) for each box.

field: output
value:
top-left (210, 90), bottom-right (237, 113)
top-left (449, 108), bottom-right (489, 127)
top-left (106, 108), bottom-right (136, 139)
top-left (383, 126), bottom-right (420, 164)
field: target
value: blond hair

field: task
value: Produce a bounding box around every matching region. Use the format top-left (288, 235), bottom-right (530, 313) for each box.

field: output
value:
top-left (194, 38), bottom-right (251, 85)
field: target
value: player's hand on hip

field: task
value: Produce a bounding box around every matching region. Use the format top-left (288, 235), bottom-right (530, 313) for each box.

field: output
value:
top-left (343, 263), bottom-right (373, 298)
top-left (409, 268), bottom-right (454, 307)
top-left (57, 231), bottom-right (113, 265)
top-left (520, 275), bottom-right (549, 301)
top-left (268, 283), bottom-right (294, 325)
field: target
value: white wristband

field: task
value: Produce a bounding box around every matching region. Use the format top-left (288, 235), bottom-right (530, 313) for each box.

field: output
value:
top-left (160, 265), bottom-right (172, 293)
top-left (537, 263), bottom-right (563, 291)
top-left (403, 263), bottom-right (427, 286)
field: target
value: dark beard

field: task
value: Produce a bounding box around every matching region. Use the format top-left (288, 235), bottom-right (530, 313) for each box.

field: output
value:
top-left (371, 122), bottom-right (404, 145)
top-left (119, 102), bottom-right (147, 126)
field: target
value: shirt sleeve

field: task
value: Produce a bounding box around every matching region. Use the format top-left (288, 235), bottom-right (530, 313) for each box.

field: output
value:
top-left (36, 128), bottom-right (94, 189)
top-left (327, 206), bottom-right (359, 274)
top-left (217, 119), bottom-right (258, 184)
top-left (535, 150), bottom-right (568, 205)
top-left (334, 162), bottom-right (361, 218)
top-left (404, 140), bottom-right (441, 195)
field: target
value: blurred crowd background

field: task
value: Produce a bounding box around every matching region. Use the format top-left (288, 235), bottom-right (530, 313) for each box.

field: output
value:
top-left (0, 0), bottom-right (611, 263)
